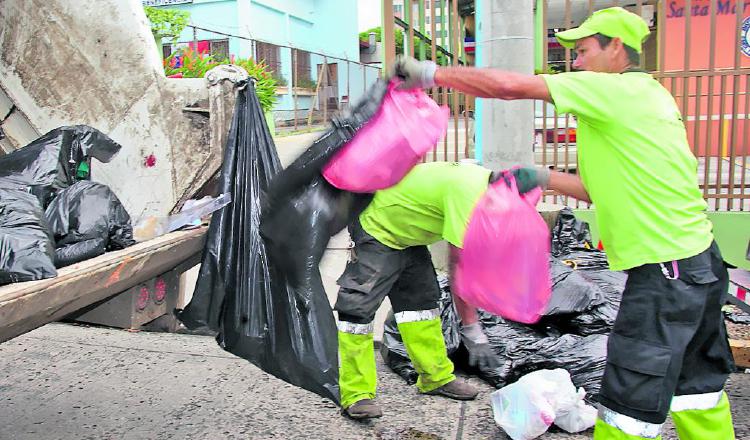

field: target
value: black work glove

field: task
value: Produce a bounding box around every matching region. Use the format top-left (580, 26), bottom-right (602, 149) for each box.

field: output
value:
top-left (336, 78), bottom-right (389, 132)
top-left (490, 167), bottom-right (550, 195)
top-left (462, 323), bottom-right (501, 371)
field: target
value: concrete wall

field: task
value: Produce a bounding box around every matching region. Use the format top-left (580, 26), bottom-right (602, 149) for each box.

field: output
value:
top-left (0, 0), bottom-right (229, 220)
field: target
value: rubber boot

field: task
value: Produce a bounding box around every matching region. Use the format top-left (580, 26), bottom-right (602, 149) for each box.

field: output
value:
top-left (670, 392), bottom-right (735, 440)
top-left (338, 330), bottom-right (377, 412)
top-left (397, 317), bottom-right (456, 393)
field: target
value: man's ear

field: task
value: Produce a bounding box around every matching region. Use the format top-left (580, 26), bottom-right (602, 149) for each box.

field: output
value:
top-left (609, 37), bottom-right (625, 54)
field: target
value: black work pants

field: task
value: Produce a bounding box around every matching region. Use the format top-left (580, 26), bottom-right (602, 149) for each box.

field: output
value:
top-left (597, 241), bottom-right (735, 423)
top-left (334, 219), bottom-right (440, 324)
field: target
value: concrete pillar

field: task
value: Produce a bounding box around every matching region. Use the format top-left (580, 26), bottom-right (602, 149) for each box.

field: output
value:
top-left (475, 0), bottom-right (535, 171)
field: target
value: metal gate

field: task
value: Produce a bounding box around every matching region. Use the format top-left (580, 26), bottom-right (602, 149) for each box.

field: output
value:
top-left (385, 0), bottom-right (474, 162)
top-left (383, 0), bottom-right (749, 211)
top-left (539, 0), bottom-right (749, 210)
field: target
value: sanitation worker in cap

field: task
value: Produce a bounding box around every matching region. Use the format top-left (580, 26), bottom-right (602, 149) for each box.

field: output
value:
top-left (388, 7), bottom-right (735, 439)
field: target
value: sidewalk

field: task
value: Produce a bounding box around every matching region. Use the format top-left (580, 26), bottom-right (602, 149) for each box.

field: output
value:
top-left (2, 323), bottom-right (749, 439)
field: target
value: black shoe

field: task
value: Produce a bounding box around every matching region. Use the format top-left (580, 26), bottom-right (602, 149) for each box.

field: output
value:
top-left (343, 398), bottom-right (383, 419)
top-left (423, 378), bottom-right (478, 400)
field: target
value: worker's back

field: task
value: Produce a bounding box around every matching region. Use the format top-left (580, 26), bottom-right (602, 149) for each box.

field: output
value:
top-left (359, 162), bottom-right (491, 249)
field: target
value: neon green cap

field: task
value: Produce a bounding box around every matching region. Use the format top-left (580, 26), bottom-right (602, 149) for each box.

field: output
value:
top-left (555, 7), bottom-right (650, 54)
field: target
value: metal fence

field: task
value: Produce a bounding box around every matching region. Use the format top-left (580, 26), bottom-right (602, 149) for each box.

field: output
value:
top-left (537, 0), bottom-right (749, 210)
top-left (385, 0), bottom-right (475, 162)
top-left (175, 25), bottom-right (382, 133)
top-left (258, 45), bottom-right (382, 132)
top-left (383, 0), bottom-right (750, 211)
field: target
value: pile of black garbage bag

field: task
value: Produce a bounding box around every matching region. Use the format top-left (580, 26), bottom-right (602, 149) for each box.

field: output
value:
top-left (0, 126), bottom-right (135, 285)
top-left (382, 208), bottom-right (626, 396)
top-left (178, 78), bottom-right (388, 404)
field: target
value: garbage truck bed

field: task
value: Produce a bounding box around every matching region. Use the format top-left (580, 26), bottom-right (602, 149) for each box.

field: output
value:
top-left (0, 227), bottom-right (207, 344)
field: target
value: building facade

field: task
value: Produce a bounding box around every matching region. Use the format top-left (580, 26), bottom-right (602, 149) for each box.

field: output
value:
top-left (145, 0), bottom-right (380, 125)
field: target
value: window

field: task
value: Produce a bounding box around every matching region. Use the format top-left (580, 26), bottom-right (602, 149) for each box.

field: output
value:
top-left (209, 40), bottom-right (229, 61)
top-left (255, 41), bottom-right (281, 75)
top-left (162, 39), bottom-right (229, 61)
top-left (393, 4), bottom-right (403, 13)
top-left (162, 44), bottom-right (173, 59)
top-left (292, 49), bottom-right (312, 88)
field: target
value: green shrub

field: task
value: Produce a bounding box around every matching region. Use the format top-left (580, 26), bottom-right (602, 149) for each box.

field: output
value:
top-left (164, 48), bottom-right (279, 113)
top-left (144, 6), bottom-right (190, 43)
top-left (234, 58), bottom-right (279, 113)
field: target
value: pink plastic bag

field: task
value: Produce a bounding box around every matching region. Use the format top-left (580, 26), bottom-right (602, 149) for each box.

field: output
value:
top-left (322, 82), bottom-right (449, 192)
top-left (454, 175), bottom-right (551, 324)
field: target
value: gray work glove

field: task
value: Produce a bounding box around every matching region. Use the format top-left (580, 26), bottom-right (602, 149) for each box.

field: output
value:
top-left (462, 322), bottom-right (501, 371)
top-left (387, 55), bottom-right (437, 90)
top-left (491, 167), bottom-right (550, 195)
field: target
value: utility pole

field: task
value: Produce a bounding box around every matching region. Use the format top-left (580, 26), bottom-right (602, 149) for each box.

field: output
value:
top-left (475, 0), bottom-right (534, 169)
top-left (382, 0), bottom-right (396, 71)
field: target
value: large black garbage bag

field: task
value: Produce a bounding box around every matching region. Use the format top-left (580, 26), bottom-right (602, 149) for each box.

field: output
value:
top-left (44, 181), bottom-right (135, 267)
top-left (551, 207), bottom-right (594, 256)
top-left (0, 126), bottom-right (121, 206)
top-left (561, 270), bottom-right (625, 335)
top-left (179, 78), bottom-right (385, 404)
top-left (261, 176), bottom-right (372, 304)
top-left (541, 208), bottom-right (625, 334)
top-left (544, 258), bottom-right (605, 315)
top-left (473, 312), bottom-right (553, 388)
top-left (380, 274), bottom-right (461, 384)
top-left (475, 312), bottom-right (607, 394)
top-left (501, 333), bottom-right (608, 395)
top-left (379, 272), bottom-right (611, 393)
top-left (0, 185), bottom-right (57, 285)
top-left (551, 207), bottom-right (609, 270)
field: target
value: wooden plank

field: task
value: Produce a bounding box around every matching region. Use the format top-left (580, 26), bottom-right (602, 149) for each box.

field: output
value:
top-left (0, 227), bottom-right (207, 343)
top-left (729, 339), bottom-right (750, 369)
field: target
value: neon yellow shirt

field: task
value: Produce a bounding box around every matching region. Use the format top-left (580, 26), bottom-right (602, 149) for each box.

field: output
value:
top-left (542, 71), bottom-right (713, 270)
top-left (359, 162), bottom-right (491, 249)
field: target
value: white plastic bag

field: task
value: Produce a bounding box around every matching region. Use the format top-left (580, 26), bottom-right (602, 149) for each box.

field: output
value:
top-left (555, 389), bottom-right (598, 433)
top-left (490, 369), bottom-right (596, 440)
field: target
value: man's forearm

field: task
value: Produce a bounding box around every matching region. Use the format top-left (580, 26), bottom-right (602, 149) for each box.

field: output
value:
top-left (434, 67), bottom-right (552, 102)
top-left (548, 170), bottom-right (592, 203)
top-left (448, 244), bottom-right (479, 326)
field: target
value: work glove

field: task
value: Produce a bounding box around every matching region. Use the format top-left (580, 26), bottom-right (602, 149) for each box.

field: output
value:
top-left (461, 322), bottom-right (501, 371)
top-left (491, 167), bottom-right (550, 195)
top-left (387, 55), bottom-right (437, 90)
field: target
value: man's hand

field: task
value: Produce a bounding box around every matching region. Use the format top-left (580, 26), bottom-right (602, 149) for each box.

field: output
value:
top-left (387, 55), bottom-right (437, 90)
top-left (461, 322), bottom-right (501, 371)
top-left (491, 167), bottom-right (550, 195)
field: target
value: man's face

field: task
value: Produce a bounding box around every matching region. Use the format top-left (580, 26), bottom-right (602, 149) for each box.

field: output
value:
top-left (572, 36), bottom-right (617, 72)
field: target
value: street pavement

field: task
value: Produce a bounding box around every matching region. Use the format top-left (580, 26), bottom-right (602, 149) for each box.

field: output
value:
top-left (1, 323), bottom-right (748, 440)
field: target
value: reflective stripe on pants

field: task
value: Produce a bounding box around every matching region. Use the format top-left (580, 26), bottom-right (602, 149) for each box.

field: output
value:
top-left (594, 405), bottom-right (663, 439)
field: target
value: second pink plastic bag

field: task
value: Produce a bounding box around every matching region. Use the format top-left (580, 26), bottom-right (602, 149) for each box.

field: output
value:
top-left (322, 83), bottom-right (449, 192)
top-left (454, 176), bottom-right (551, 324)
